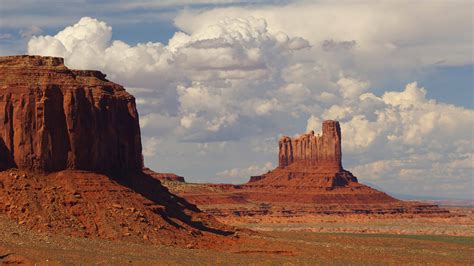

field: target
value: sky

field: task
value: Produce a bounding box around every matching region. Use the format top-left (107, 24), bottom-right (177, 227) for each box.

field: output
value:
top-left (1, 0), bottom-right (473, 199)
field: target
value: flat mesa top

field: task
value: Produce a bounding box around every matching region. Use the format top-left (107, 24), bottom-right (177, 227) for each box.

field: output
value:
top-left (279, 120), bottom-right (340, 141)
top-left (0, 55), bottom-right (106, 79)
top-left (0, 55), bottom-right (130, 96)
top-left (0, 55), bottom-right (66, 67)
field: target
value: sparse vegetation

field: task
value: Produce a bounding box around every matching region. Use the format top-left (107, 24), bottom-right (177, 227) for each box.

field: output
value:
top-left (1, 214), bottom-right (473, 265)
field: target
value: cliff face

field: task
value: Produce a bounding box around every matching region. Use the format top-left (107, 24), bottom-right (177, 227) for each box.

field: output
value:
top-left (278, 120), bottom-right (342, 172)
top-left (248, 120), bottom-right (357, 186)
top-left (0, 55), bottom-right (143, 175)
top-left (0, 56), bottom-right (239, 247)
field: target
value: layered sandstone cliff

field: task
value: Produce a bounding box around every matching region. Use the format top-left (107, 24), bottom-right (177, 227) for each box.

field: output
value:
top-left (279, 120), bottom-right (342, 172)
top-left (0, 55), bottom-right (238, 248)
top-left (249, 120), bottom-right (357, 187)
top-left (0, 55), bottom-right (143, 175)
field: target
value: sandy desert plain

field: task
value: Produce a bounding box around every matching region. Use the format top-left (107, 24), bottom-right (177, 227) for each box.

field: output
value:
top-left (0, 206), bottom-right (473, 264)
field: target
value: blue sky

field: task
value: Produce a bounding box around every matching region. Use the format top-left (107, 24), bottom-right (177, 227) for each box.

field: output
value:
top-left (1, 0), bottom-right (473, 199)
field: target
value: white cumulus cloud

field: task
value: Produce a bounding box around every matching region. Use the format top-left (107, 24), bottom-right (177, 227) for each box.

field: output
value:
top-left (27, 12), bottom-right (474, 198)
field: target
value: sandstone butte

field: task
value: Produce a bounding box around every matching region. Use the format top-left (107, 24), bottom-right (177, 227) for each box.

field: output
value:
top-left (164, 121), bottom-right (450, 218)
top-left (249, 120), bottom-right (357, 187)
top-left (0, 56), bottom-right (142, 175)
top-left (0, 55), bottom-right (238, 248)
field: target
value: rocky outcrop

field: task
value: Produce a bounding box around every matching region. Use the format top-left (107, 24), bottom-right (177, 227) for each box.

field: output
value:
top-left (0, 168), bottom-right (236, 248)
top-left (161, 120), bottom-right (449, 219)
top-left (143, 167), bottom-right (185, 182)
top-left (0, 55), bottom-right (239, 248)
top-left (250, 120), bottom-right (356, 187)
top-left (278, 120), bottom-right (342, 172)
top-left (0, 55), bottom-right (143, 175)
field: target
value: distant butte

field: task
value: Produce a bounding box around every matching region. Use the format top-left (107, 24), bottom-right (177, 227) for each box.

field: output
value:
top-left (248, 120), bottom-right (358, 187)
top-left (164, 120), bottom-right (450, 218)
top-left (279, 120), bottom-right (342, 171)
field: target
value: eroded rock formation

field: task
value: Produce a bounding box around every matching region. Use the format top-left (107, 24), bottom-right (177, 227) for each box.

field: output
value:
top-left (279, 120), bottom-right (342, 172)
top-left (162, 120), bottom-right (449, 219)
top-left (250, 120), bottom-right (357, 187)
top-left (0, 55), bottom-right (142, 175)
top-left (0, 55), bottom-right (238, 248)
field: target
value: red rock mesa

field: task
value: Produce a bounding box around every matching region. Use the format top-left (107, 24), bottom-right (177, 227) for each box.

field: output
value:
top-left (0, 55), bottom-right (142, 175)
top-left (0, 55), bottom-right (236, 248)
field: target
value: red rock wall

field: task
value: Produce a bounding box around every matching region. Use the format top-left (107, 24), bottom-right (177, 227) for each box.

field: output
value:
top-left (0, 55), bottom-right (143, 175)
top-left (278, 120), bottom-right (342, 171)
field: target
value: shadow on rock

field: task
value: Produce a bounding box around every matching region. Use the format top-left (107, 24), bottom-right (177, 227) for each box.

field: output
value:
top-left (112, 172), bottom-right (235, 237)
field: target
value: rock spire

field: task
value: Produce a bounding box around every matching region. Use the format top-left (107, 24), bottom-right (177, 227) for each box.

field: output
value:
top-left (278, 120), bottom-right (342, 173)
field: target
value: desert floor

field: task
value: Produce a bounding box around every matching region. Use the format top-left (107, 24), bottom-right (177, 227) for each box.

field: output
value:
top-left (217, 207), bottom-right (474, 236)
top-left (1, 207), bottom-right (473, 265)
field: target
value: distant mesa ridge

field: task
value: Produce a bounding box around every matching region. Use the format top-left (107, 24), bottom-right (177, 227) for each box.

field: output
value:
top-left (143, 167), bottom-right (186, 182)
top-left (0, 55), bottom-right (143, 175)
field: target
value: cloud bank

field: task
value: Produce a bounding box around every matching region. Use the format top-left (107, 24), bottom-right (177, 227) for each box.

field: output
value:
top-left (27, 1), bottom-right (473, 199)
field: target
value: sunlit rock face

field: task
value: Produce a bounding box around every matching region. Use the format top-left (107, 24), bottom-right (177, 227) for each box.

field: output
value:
top-left (0, 55), bottom-right (143, 175)
top-left (249, 120), bottom-right (357, 187)
top-left (278, 120), bottom-right (342, 173)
